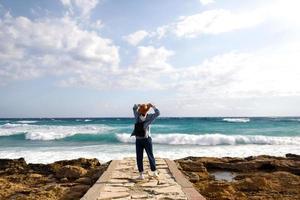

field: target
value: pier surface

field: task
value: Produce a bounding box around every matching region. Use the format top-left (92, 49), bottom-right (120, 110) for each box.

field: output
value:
top-left (81, 157), bottom-right (205, 200)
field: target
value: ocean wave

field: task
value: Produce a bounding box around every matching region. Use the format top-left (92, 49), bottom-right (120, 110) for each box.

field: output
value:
top-left (17, 120), bottom-right (38, 124)
top-left (222, 118), bottom-right (250, 123)
top-left (76, 119), bottom-right (92, 122)
top-left (115, 133), bottom-right (300, 146)
top-left (0, 123), bottom-right (113, 140)
top-left (1, 123), bottom-right (29, 129)
top-left (268, 117), bottom-right (300, 122)
top-left (1, 143), bottom-right (300, 164)
top-left (288, 118), bottom-right (300, 122)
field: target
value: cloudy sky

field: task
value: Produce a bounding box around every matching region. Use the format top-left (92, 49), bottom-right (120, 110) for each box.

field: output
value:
top-left (0, 0), bottom-right (300, 117)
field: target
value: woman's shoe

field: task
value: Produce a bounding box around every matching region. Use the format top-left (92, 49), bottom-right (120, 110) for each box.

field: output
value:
top-left (137, 172), bottom-right (144, 180)
top-left (152, 170), bottom-right (159, 178)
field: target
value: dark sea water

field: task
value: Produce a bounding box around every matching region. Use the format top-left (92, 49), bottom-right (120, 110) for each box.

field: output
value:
top-left (0, 117), bottom-right (299, 163)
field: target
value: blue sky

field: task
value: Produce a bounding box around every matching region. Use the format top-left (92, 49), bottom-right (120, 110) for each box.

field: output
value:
top-left (0, 0), bottom-right (300, 117)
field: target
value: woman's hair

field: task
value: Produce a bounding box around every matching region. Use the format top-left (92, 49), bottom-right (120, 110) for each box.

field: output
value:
top-left (138, 104), bottom-right (150, 115)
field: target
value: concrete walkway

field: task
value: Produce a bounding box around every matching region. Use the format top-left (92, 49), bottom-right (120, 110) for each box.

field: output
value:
top-left (81, 157), bottom-right (205, 200)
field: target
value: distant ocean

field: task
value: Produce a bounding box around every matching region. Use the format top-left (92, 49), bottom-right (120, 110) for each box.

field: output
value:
top-left (1, 117), bottom-right (300, 163)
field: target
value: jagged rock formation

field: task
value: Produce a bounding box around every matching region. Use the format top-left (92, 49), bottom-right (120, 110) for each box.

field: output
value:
top-left (176, 154), bottom-right (300, 200)
top-left (0, 158), bottom-right (108, 200)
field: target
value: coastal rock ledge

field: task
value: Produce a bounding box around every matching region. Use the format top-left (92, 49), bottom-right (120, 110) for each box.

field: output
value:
top-left (0, 158), bottom-right (108, 200)
top-left (175, 154), bottom-right (300, 200)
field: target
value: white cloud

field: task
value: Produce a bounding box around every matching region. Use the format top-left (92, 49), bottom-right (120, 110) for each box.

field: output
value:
top-left (133, 46), bottom-right (174, 72)
top-left (0, 14), bottom-right (119, 86)
top-left (152, 6), bottom-right (266, 38)
top-left (57, 45), bottom-right (175, 91)
top-left (2, 10), bottom-right (299, 97)
top-left (172, 45), bottom-right (300, 99)
top-left (90, 19), bottom-right (103, 30)
top-left (123, 30), bottom-right (149, 46)
top-left (1, 0), bottom-right (300, 99)
top-left (0, 12), bottom-right (175, 91)
top-left (111, 46), bottom-right (175, 90)
top-left (173, 9), bottom-right (265, 37)
top-left (153, 0), bottom-right (300, 38)
top-left (165, 43), bottom-right (300, 116)
top-left (154, 25), bottom-right (169, 39)
top-left (199, 0), bottom-right (215, 6)
top-left (60, 0), bottom-right (99, 18)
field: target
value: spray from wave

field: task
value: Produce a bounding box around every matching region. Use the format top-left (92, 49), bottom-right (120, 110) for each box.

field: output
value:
top-left (222, 118), bottom-right (250, 123)
top-left (116, 133), bottom-right (300, 146)
top-left (17, 120), bottom-right (38, 124)
top-left (0, 123), bottom-right (113, 140)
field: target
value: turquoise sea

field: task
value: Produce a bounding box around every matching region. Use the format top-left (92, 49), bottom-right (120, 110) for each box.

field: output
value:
top-left (0, 117), bottom-right (300, 163)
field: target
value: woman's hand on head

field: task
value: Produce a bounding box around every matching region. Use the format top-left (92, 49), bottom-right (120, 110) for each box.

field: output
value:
top-left (147, 103), bottom-right (154, 108)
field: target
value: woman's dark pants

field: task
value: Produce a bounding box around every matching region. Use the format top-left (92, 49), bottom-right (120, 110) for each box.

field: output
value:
top-left (135, 137), bottom-right (156, 172)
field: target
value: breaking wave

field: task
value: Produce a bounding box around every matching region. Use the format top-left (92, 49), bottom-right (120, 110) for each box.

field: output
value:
top-left (116, 133), bottom-right (300, 146)
top-left (222, 118), bottom-right (250, 123)
top-left (0, 123), bottom-right (113, 140)
top-left (17, 120), bottom-right (38, 124)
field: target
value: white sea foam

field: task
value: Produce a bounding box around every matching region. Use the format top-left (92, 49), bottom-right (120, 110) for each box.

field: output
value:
top-left (1, 143), bottom-right (299, 164)
top-left (116, 133), bottom-right (300, 145)
top-left (222, 118), bottom-right (250, 123)
top-left (0, 123), bottom-right (113, 140)
top-left (75, 119), bottom-right (92, 122)
top-left (17, 120), bottom-right (38, 124)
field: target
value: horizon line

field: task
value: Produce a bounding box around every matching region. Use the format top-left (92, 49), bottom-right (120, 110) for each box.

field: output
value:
top-left (1, 116), bottom-right (300, 119)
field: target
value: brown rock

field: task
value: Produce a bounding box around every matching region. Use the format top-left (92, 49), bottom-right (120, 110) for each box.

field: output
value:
top-left (60, 177), bottom-right (69, 183)
top-left (0, 158), bottom-right (27, 174)
top-left (75, 177), bottom-right (91, 185)
top-left (53, 157), bottom-right (100, 169)
top-left (183, 171), bottom-right (200, 183)
top-left (45, 183), bottom-right (61, 191)
top-left (286, 153), bottom-right (300, 160)
top-left (64, 184), bottom-right (90, 199)
top-left (28, 163), bottom-right (53, 175)
top-left (71, 184), bottom-right (90, 192)
top-left (28, 173), bottom-right (43, 178)
top-left (0, 157), bottom-right (107, 200)
top-left (86, 167), bottom-right (107, 182)
top-left (178, 160), bottom-right (208, 172)
top-left (55, 165), bottom-right (87, 179)
top-left (176, 155), bottom-right (300, 200)
top-left (46, 177), bottom-right (57, 183)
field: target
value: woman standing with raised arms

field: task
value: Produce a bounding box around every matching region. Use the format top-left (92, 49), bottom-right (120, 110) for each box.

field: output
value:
top-left (132, 103), bottom-right (160, 180)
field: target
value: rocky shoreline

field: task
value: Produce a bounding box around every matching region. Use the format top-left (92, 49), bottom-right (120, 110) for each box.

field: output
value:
top-left (0, 158), bottom-right (108, 200)
top-left (175, 153), bottom-right (300, 200)
top-left (1, 154), bottom-right (299, 200)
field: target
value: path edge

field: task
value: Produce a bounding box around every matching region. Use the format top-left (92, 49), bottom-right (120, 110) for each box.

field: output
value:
top-left (165, 158), bottom-right (206, 200)
top-left (80, 160), bottom-right (119, 200)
